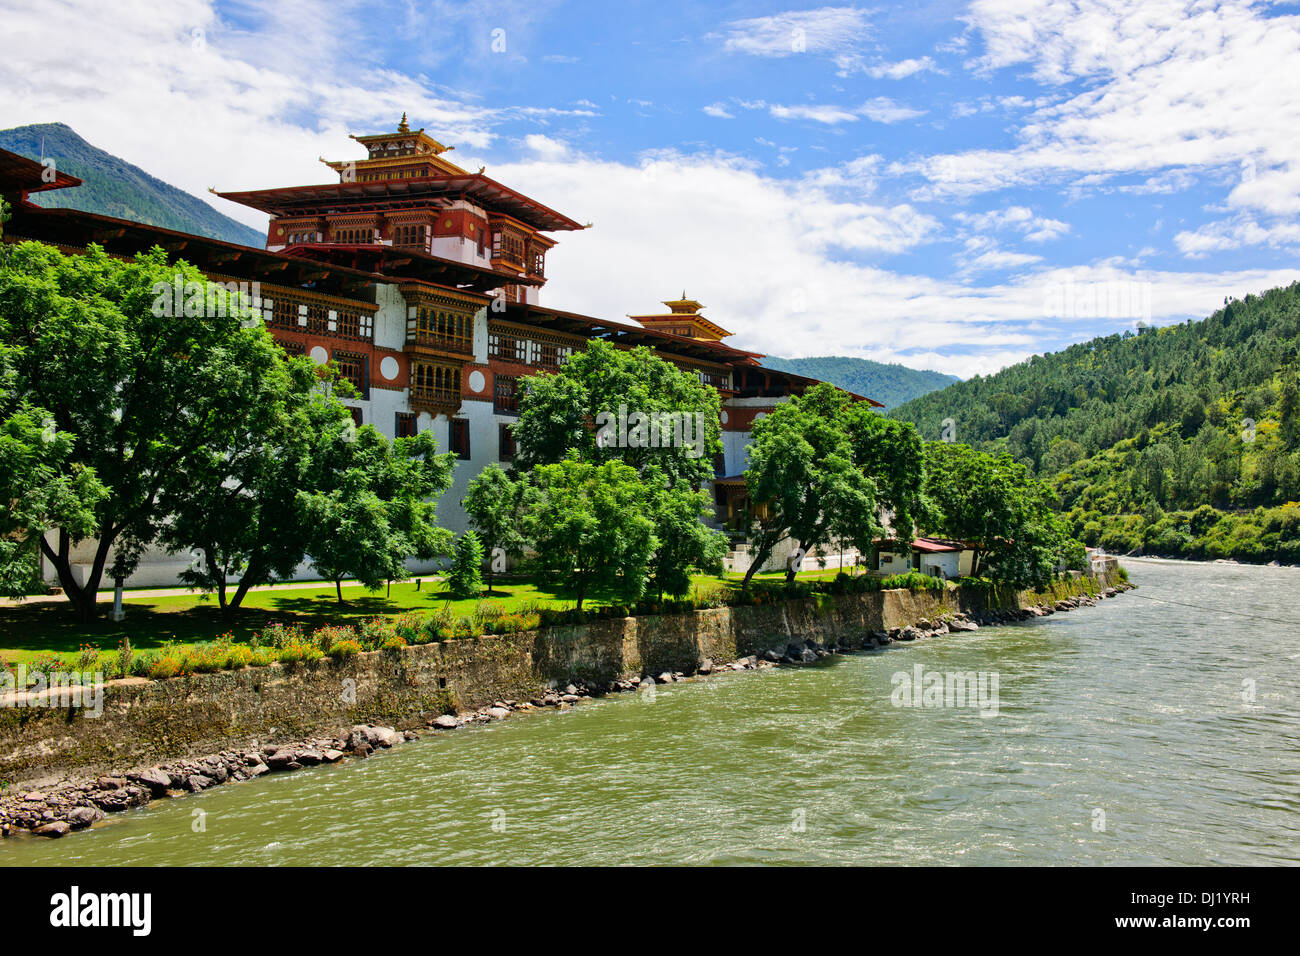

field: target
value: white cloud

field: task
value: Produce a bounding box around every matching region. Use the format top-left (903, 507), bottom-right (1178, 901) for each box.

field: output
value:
top-left (906, 0), bottom-right (1300, 219)
top-left (956, 236), bottom-right (1043, 274)
top-left (522, 133), bottom-right (568, 161)
top-left (496, 152), bottom-right (1300, 378)
top-left (0, 0), bottom-right (504, 232)
top-left (857, 96), bottom-right (926, 124)
top-left (769, 103), bottom-right (861, 125)
top-left (702, 103), bottom-right (735, 119)
top-left (839, 55), bottom-right (938, 79)
top-left (769, 97), bottom-right (924, 125)
top-left (1175, 217), bottom-right (1300, 256)
top-left (954, 205), bottom-right (1070, 242)
top-left (715, 6), bottom-right (872, 57)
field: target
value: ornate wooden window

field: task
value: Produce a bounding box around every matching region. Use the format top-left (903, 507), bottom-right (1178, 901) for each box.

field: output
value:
top-left (488, 331), bottom-right (521, 363)
top-left (449, 418), bottom-right (470, 460)
top-left (493, 374), bottom-right (518, 415)
top-left (491, 223), bottom-right (527, 269)
top-left (498, 423), bottom-right (516, 462)
top-left (395, 412), bottom-right (417, 438)
top-left (411, 305), bottom-right (473, 354)
top-left (403, 289), bottom-right (479, 356)
top-left (332, 351), bottom-right (368, 398)
top-left (526, 245), bottom-right (545, 278)
top-left (392, 222), bottom-right (428, 250)
top-left (333, 226), bottom-right (375, 244)
top-left (260, 287), bottom-right (375, 343)
top-left (410, 360), bottom-right (461, 408)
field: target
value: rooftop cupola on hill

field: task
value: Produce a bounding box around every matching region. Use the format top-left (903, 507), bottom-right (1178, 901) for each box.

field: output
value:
top-left (629, 293), bottom-right (733, 341)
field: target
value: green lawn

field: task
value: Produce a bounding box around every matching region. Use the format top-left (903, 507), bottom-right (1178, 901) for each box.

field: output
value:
top-left (0, 566), bottom-right (863, 667)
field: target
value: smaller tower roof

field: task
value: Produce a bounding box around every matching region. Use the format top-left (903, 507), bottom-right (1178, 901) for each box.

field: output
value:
top-left (629, 293), bottom-right (732, 341)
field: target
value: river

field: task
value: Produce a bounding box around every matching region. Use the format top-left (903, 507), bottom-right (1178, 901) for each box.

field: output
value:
top-left (2, 558), bottom-right (1297, 865)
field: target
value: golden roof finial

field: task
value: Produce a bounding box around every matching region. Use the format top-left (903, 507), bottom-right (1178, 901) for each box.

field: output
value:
top-left (398, 112), bottom-right (410, 133)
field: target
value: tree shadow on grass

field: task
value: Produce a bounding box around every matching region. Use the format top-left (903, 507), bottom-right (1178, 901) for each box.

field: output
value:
top-left (0, 601), bottom-right (285, 658)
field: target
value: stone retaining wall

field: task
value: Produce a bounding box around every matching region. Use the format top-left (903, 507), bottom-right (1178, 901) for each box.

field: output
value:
top-left (0, 571), bottom-right (1121, 784)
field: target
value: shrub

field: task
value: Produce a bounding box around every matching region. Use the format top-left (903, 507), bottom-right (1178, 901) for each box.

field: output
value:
top-left (113, 638), bottom-right (133, 679)
top-left (258, 622), bottom-right (306, 649)
top-left (224, 645), bottom-right (254, 669)
top-left (447, 530), bottom-right (484, 599)
top-left (25, 652), bottom-right (65, 681)
top-left (312, 625), bottom-right (356, 654)
top-left (248, 647), bottom-right (275, 668)
top-left (75, 643), bottom-right (101, 673)
top-left (356, 617), bottom-right (398, 650)
top-left (182, 640), bottom-right (230, 674)
top-left (380, 635), bottom-right (407, 651)
top-left (148, 655), bottom-right (181, 680)
top-left (329, 638), bottom-right (363, 660)
top-left (276, 639), bottom-right (323, 664)
top-left (392, 611), bottom-right (432, 644)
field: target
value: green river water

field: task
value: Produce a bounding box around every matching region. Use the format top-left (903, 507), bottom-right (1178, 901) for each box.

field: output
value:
top-left (2, 558), bottom-right (1297, 866)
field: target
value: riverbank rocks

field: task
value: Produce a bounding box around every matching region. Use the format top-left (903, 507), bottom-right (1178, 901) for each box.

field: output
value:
top-left (128, 768), bottom-right (171, 794)
top-left (66, 806), bottom-right (104, 829)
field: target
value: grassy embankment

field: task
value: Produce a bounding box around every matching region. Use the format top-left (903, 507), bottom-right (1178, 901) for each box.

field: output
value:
top-left (0, 567), bottom-right (854, 670)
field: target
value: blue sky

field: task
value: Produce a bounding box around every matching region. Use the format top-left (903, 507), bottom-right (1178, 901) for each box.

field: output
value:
top-left (3, 0), bottom-right (1300, 377)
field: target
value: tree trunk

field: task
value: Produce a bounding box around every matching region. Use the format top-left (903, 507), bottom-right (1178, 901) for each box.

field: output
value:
top-left (221, 562), bottom-right (262, 620)
top-left (335, 577), bottom-right (344, 604)
top-left (741, 540), bottom-right (775, 587)
top-left (41, 528), bottom-right (107, 623)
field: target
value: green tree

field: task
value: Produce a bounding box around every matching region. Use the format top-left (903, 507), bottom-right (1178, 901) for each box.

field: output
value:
top-left (514, 339), bottom-right (721, 487)
top-left (462, 463), bottom-right (528, 594)
top-left (524, 458), bottom-right (658, 610)
top-left (0, 241), bottom-right (296, 619)
top-left (300, 428), bottom-right (454, 603)
top-left (0, 349), bottom-right (106, 595)
top-left (513, 338), bottom-right (727, 590)
top-left (159, 369), bottom-right (357, 617)
top-left (742, 383), bottom-right (882, 585)
top-left (446, 530), bottom-right (484, 600)
top-left (842, 404), bottom-right (926, 544)
top-left (648, 481), bottom-right (727, 599)
top-left (923, 441), bottom-right (1073, 587)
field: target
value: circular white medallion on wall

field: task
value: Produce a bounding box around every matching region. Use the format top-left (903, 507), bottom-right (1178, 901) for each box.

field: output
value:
top-left (467, 369), bottom-right (486, 394)
top-left (720, 410), bottom-right (729, 425)
top-left (380, 355), bottom-right (400, 381)
top-left (309, 346), bottom-right (329, 365)
top-left (753, 412), bottom-right (766, 423)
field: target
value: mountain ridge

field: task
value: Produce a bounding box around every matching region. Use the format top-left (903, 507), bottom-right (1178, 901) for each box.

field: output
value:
top-left (889, 284), bottom-right (1300, 562)
top-left (762, 355), bottom-right (959, 409)
top-left (0, 122), bottom-right (264, 248)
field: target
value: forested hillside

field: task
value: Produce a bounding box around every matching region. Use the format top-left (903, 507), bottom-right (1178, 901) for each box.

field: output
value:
top-left (890, 283), bottom-right (1300, 563)
top-left (762, 355), bottom-right (958, 409)
top-left (0, 123), bottom-right (265, 247)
